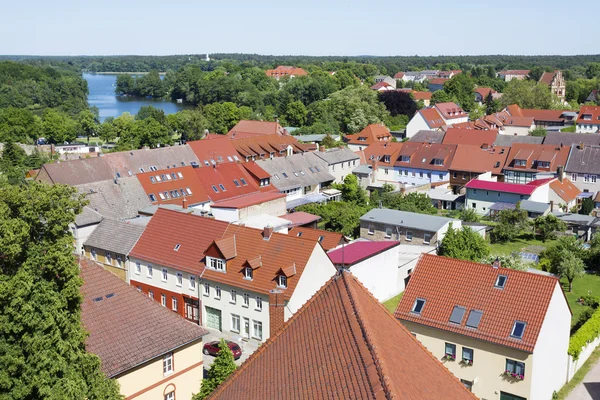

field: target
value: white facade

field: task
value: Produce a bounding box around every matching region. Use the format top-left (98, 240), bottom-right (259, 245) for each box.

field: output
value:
top-left (499, 124), bottom-right (534, 136)
top-left (328, 159), bottom-right (360, 184)
top-left (568, 172), bottom-right (600, 194)
top-left (529, 283), bottom-right (571, 400)
top-left (394, 166), bottom-right (449, 187)
top-left (345, 245), bottom-right (400, 302)
top-left (71, 223), bottom-right (100, 255)
top-left (128, 257), bottom-right (199, 296)
top-left (211, 197), bottom-right (288, 223)
top-left (466, 185), bottom-right (550, 215)
top-left (55, 144), bottom-right (101, 155)
top-left (406, 113), bottom-right (432, 138)
top-left (575, 124), bottom-right (599, 133)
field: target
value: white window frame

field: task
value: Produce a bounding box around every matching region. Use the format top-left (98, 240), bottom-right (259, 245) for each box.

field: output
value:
top-left (230, 289), bottom-right (237, 304)
top-left (172, 297), bottom-right (178, 312)
top-left (277, 275), bottom-right (287, 289)
top-left (406, 231), bottom-right (413, 242)
top-left (189, 275), bottom-right (196, 289)
top-left (571, 173), bottom-right (577, 181)
top-left (243, 293), bottom-right (250, 307)
top-left (161, 294), bottom-right (166, 307)
top-left (91, 248), bottom-right (97, 260)
top-left (106, 252), bottom-right (112, 265)
top-left (162, 268), bottom-right (168, 282)
top-left (203, 282), bottom-right (210, 296)
top-left (368, 224), bottom-right (374, 235)
top-left (231, 314), bottom-right (240, 333)
top-left (148, 290), bottom-right (154, 300)
top-left (215, 286), bottom-right (221, 299)
top-left (176, 272), bottom-right (183, 287)
top-left (147, 265), bottom-right (153, 278)
top-left (423, 234), bottom-right (431, 244)
top-left (135, 261), bottom-right (141, 275)
top-left (252, 320), bottom-right (263, 340)
top-left (256, 297), bottom-right (263, 311)
top-left (163, 352), bottom-right (173, 376)
top-left (385, 227), bottom-right (392, 238)
top-left (243, 267), bottom-right (253, 280)
top-left (165, 393), bottom-right (174, 400)
top-left (207, 256), bottom-right (226, 272)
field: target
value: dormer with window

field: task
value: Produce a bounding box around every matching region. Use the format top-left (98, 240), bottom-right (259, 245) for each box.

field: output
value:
top-left (514, 159), bottom-right (527, 168)
top-left (277, 275), bottom-right (287, 289)
top-left (432, 158), bottom-right (443, 166)
top-left (206, 257), bottom-right (226, 272)
top-left (241, 256), bottom-right (261, 281)
top-left (383, 155), bottom-right (391, 163)
top-left (276, 264), bottom-right (295, 289)
top-left (243, 266), bottom-right (253, 280)
top-left (400, 155), bottom-right (410, 163)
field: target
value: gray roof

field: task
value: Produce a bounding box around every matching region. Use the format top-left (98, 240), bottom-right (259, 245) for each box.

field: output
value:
top-left (360, 208), bottom-right (458, 232)
top-left (39, 157), bottom-right (114, 186)
top-left (76, 177), bottom-right (152, 220)
top-left (565, 145), bottom-right (600, 174)
top-left (493, 135), bottom-right (544, 146)
top-left (543, 132), bottom-right (600, 147)
top-left (519, 200), bottom-right (550, 214)
top-left (84, 218), bottom-right (146, 256)
top-left (409, 130), bottom-right (445, 144)
top-left (256, 153), bottom-right (334, 191)
top-left (313, 147), bottom-right (360, 165)
top-left (292, 134), bottom-right (328, 143)
top-left (353, 164), bottom-right (373, 175)
top-left (553, 212), bottom-right (600, 227)
top-left (75, 206), bottom-right (104, 227)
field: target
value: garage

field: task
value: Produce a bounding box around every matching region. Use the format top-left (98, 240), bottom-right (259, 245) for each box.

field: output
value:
top-left (205, 306), bottom-right (222, 331)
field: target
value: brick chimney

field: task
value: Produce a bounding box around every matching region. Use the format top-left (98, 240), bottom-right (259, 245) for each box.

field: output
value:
top-left (182, 198), bottom-right (188, 209)
top-left (269, 289), bottom-right (285, 338)
top-left (319, 145), bottom-right (325, 152)
top-left (557, 165), bottom-right (564, 182)
top-left (263, 225), bottom-right (273, 240)
top-left (550, 200), bottom-right (554, 212)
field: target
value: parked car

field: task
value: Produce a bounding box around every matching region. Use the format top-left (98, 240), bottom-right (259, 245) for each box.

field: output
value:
top-left (203, 340), bottom-right (242, 360)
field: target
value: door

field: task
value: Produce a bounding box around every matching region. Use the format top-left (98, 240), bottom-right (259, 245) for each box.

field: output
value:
top-left (243, 317), bottom-right (250, 340)
top-left (500, 392), bottom-right (526, 400)
top-left (205, 306), bottom-right (222, 331)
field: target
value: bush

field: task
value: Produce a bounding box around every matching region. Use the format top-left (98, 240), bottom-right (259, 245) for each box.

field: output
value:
top-left (583, 295), bottom-right (600, 309)
top-left (569, 308), bottom-right (600, 359)
top-left (571, 307), bottom-right (595, 335)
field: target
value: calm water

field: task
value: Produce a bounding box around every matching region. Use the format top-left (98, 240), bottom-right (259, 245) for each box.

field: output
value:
top-left (84, 73), bottom-right (192, 121)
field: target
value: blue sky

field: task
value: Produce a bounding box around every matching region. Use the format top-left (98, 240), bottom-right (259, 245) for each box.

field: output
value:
top-left (1, 0), bottom-right (597, 56)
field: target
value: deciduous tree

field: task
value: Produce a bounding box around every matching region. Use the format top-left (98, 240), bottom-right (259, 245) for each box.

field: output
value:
top-left (194, 338), bottom-right (237, 399)
top-left (557, 250), bottom-right (585, 292)
top-left (438, 226), bottom-right (490, 262)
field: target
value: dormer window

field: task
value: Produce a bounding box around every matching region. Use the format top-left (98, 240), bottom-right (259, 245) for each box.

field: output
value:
top-left (243, 267), bottom-right (253, 280)
top-left (207, 257), bottom-right (225, 272)
top-left (174, 244), bottom-right (181, 251)
top-left (277, 275), bottom-right (287, 289)
top-left (383, 155), bottom-right (391, 163)
top-left (433, 158), bottom-right (443, 166)
top-left (401, 155), bottom-right (410, 162)
top-left (514, 159), bottom-right (527, 167)
top-left (411, 298), bottom-right (426, 314)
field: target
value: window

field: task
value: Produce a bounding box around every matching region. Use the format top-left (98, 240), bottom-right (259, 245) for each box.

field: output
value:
top-left (216, 286), bottom-right (221, 299)
top-left (584, 174), bottom-right (590, 183)
top-left (318, 236), bottom-right (325, 243)
top-left (161, 294), bottom-right (166, 307)
top-left (176, 272), bottom-right (182, 286)
top-left (406, 231), bottom-right (413, 241)
top-left (172, 297), bottom-right (178, 311)
top-left (460, 379), bottom-right (473, 392)
top-left (212, 185), bottom-right (219, 193)
top-left (155, 175), bottom-right (162, 182)
top-left (162, 268), bottom-right (168, 282)
top-left (256, 297), bottom-right (263, 311)
top-left (473, 189), bottom-right (477, 194)
top-left (277, 275), bottom-right (287, 288)
top-left (462, 347), bottom-right (474, 364)
top-left (419, 172), bottom-right (423, 178)
top-left (411, 298), bottom-right (426, 314)
top-left (449, 306), bottom-right (466, 324)
top-left (158, 193), bottom-right (166, 200)
top-left (90, 248), bottom-right (97, 260)
top-left (240, 178), bottom-right (247, 185)
top-left (314, 166), bottom-right (321, 172)
top-left (244, 267), bottom-right (253, 280)
top-left (148, 290), bottom-right (154, 300)
top-left (231, 314), bottom-right (240, 332)
top-left (368, 224), bottom-right (375, 235)
top-left (233, 179), bottom-right (240, 187)
top-left (147, 265), bottom-right (153, 278)
top-left (252, 320), bottom-right (263, 340)
top-left (466, 310), bottom-right (483, 329)
top-left (230, 290), bottom-right (237, 304)
top-left (174, 243), bottom-right (181, 251)
top-left (117, 256), bottom-right (123, 267)
top-left (177, 172), bottom-right (184, 179)
top-left (186, 188), bottom-right (192, 195)
top-left (571, 173), bottom-right (577, 181)
top-left (204, 282), bottom-right (210, 296)
top-left (506, 359), bottom-right (525, 378)
top-left (495, 275), bottom-right (508, 289)
top-left (163, 191), bottom-right (170, 199)
top-left (135, 262), bottom-right (141, 275)
top-left (445, 342), bottom-right (456, 358)
top-left (189, 275), bottom-right (196, 289)
top-left (208, 257), bottom-right (225, 271)
top-left (163, 353), bottom-right (173, 375)
top-left (243, 293), bottom-right (250, 307)
top-left (219, 184), bottom-right (226, 191)
top-left (593, 175), bottom-right (598, 183)
top-left (439, 174), bottom-right (443, 180)
top-left (106, 252), bottom-right (112, 265)
top-left (149, 194), bottom-right (157, 202)
top-left (511, 321), bottom-right (526, 339)
top-left (423, 234), bottom-right (431, 244)
top-left (385, 227), bottom-right (393, 238)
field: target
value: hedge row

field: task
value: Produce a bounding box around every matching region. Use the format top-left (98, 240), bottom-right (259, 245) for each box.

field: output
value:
top-left (569, 308), bottom-right (600, 359)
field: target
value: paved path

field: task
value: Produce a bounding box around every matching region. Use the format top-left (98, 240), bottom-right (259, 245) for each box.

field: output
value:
top-left (202, 328), bottom-right (260, 374)
top-left (567, 356), bottom-right (600, 400)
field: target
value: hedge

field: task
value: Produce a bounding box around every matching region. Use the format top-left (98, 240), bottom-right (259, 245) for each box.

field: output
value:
top-left (569, 308), bottom-right (600, 359)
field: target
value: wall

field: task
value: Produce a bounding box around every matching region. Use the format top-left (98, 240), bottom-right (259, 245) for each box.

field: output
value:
top-left (548, 188), bottom-right (576, 210)
top-left (576, 124), bottom-right (599, 134)
top-left (529, 184), bottom-right (550, 203)
top-left (328, 159), bottom-right (360, 184)
top-left (568, 172), bottom-right (600, 194)
top-left (360, 221), bottom-right (438, 246)
top-left (406, 113), bottom-right (430, 138)
top-left (72, 223), bottom-right (100, 255)
top-left (501, 125), bottom-right (532, 136)
top-left (402, 320), bottom-right (533, 400)
top-left (237, 196), bottom-right (287, 221)
top-left (83, 246), bottom-right (128, 281)
top-left (466, 188), bottom-right (529, 215)
top-left (211, 207), bottom-right (239, 223)
top-left (567, 336), bottom-right (600, 382)
top-left (530, 283), bottom-right (571, 400)
top-left (348, 245), bottom-right (399, 302)
top-left (116, 341), bottom-right (203, 400)
top-left (394, 166), bottom-right (449, 187)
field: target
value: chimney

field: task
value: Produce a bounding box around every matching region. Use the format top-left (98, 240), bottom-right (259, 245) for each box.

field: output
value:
top-left (263, 225), bottom-right (273, 240)
top-left (557, 165), bottom-right (564, 182)
top-left (182, 198), bottom-right (188, 209)
top-left (481, 143), bottom-right (489, 149)
top-left (579, 142), bottom-right (585, 150)
top-left (550, 200), bottom-right (554, 212)
top-left (269, 289), bottom-right (285, 338)
top-left (492, 257), bottom-right (500, 269)
top-left (319, 145), bottom-right (325, 152)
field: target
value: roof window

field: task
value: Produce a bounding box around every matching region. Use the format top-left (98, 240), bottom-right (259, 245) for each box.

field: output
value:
top-left (511, 321), bottom-right (526, 339)
top-left (465, 310), bottom-right (483, 329)
top-left (219, 184), bottom-right (226, 191)
top-left (240, 178), bottom-right (247, 185)
top-left (177, 172), bottom-right (184, 178)
top-left (293, 172), bottom-right (299, 177)
top-left (297, 232), bottom-right (303, 237)
top-left (314, 166), bottom-right (321, 172)
top-left (449, 306), bottom-right (466, 324)
top-left (227, 156), bottom-right (233, 162)
top-left (155, 175), bottom-right (162, 182)
top-left (212, 185), bottom-right (219, 193)
top-left (318, 236), bottom-right (325, 242)
top-left (233, 179), bottom-right (240, 187)
top-left (186, 188), bottom-right (192, 195)
top-left (174, 244), bottom-right (181, 251)
top-left (204, 160), bottom-right (210, 166)
top-left (411, 298), bottom-right (426, 314)
top-left (495, 275), bottom-right (508, 289)
top-left (150, 176), bottom-right (156, 183)
top-left (171, 173), bottom-right (177, 180)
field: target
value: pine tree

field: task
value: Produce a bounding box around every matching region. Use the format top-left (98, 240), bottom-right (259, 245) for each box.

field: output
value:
top-left (194, 338), bottom-right (237, 399)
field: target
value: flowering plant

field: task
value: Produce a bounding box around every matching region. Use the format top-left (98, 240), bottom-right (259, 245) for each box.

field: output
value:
top-left (444, 353), bottom-right (456, 360)
top-left (462, 359), bottom-right (473, 365)
top-left (504, 370), bottom-right (524, 380)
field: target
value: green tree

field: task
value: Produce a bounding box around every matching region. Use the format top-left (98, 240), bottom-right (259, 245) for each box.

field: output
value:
top-left (167, 110), bottom-right (209, 142)
top-left (558, 250), bottom-right (585, 292)
top-left (203, 102), bottom-right (246, 134)
top-left (41, 108), bottom-right (77, 144)
top-left (530, 127), bottom-right (547, 137)
top-left (193, 338), bottom-right (237, 399)
top-left (500, 79), bottom-right (557, 109)
top-left (458, 207), bottom-right (479, 222)
top-left (482, 254), bottom-right (527, 271)
top-left (442, 73), bottom-right (476, 111)
top-left (491, 204), bottom-right (530, 243)
top-left (0, 183), bottom-right (123, 399)
top-left (284, 101), bottom-right (308, 127)
top-left (333, 69), bottom-right (358, 89)
top-left (438, 225), bottom-right (490, 262)
top-left (328, 86), bottom-right (388, 133)
top-left (431, 90), bottom-right (454, 105)
top-left (115, 74), bottom-right (135, 95)
top-left (336, 174), bottom-right (367, 205)
top-left (533, 214), bottom-right (567, 242)
top-left (484, 92), bottom-right (500, 115)
top-left (77, 109), bottom-right (99, 143)
top-left (580, 198), bottom-right (594, 215)
top-left (320, 134), bottom-right (339, 148)
top-left (543, 236), bottom-right (586, 276)
top-left (0, 141), bottom-right (27, 185)
top-left (0, 107), bottom-right (41, 143)
top-left (378, 192), bottom-right (438, 215)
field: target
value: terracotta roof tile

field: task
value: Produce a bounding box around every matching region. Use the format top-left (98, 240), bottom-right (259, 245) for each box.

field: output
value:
top-left (241, 162), bottom-right (271, 180)
top-left (214, 235), bottom-right (237, 259)
top-left (210, 191), bottom-right (285, 209)
top-left (577, 106), bottom-right (600, 126)
top-left (288, 227), bottom-right (344, 251)
top-left (539, 71), bottom-right (557, 85)
top-left (279, 211), bottom-right (321, 227)
top-left (504, 143), bottom-right (570, 172)
top-left (208, 271), bottom-right (477, 400)
top-left (344, 124), bottom-right (392, 145)
top-left (227, 120), bottom-right (288, 138)
top-left (449, 145), bottom-right (509, 174)
top-left (393, 142), bottom-right (457, 171)
top-left (194, 163), bottom-right (262, 202)
top-left (550, 178), bottom-right (580, 203)
top-left (265, 66), bottom-right (308, 78)
top-left (442, 128), bottom-right (498, 146)
top-left (395, 254), bottom-right (565, 353)
top-left (136, 166), bottom-right (210, 206)
top-left (187, 137), bottom-right (241, 164)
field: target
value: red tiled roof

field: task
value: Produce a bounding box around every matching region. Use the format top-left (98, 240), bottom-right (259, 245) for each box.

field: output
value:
top-left (327, 240), bottom-right (399, 265)
top-left (435, 102), bottom-right (467, 120)
top-left (136, 166), bottom-right (210, 206)
top-left (229, 134), bottom-right (310, 159)
top-left (442, 128), bottom-right (498, 146)
top-left (411, 90), bottom-right (432, 100)
top-left (80, 258), bottom-right (208, 378)
top-left (265, 66), bottom-right (308, 78)
top-left (194, 163), bottom-right (261, 202)
top-left (371, 81), bottom-right (393, 90)
top-left (227, 120), bottom-right (288, 138)
top-left (288, 227), bottom-right (344, 251)
top-left (419, 108), bottom-right (446, 128)
top-left (550, 178), bottom-right (580, 203)
top-left (577, 106), bottom-right (600, 126)
top-left (344, 124), bottom-right (392, 145)
top-left (539, 71), bottom-right (557, 85)
top-left (363, 141), bottom-right (403, 166)
top-left (449, 145), bottom-right (510, 174)
top-left (465, 177), bottom-right (554, 195)
top-left (280, 211), bottom-right (321, 227)
top-left (499, 70), bottom-right (530, 76)
top-left (504, 116), bottom-right (535, 127)
top-left (396, 254), bottom-right (565, 353)
top-left (208, 271), bottom-right (477, 400)
top-left (505, 104), bottom-right (523, 117)
top-left (504, 143), bottom-right (570, 171)
top-left (241, 162), bottom-right (271, 180)
top-left (429, 78), bottom-right (448, 85)
top-left (394, 142), bottom-right (457, 171)
top-left (393, 72), bottom-right (405, 79)
top-left (210, 191), bottom-right (285, 209)
top-left (521, 109), bottom-right (568, 123)
top-left (474, 87), bottom-right (495, 99)
top-left (187, 137), bottom-right (240, 164)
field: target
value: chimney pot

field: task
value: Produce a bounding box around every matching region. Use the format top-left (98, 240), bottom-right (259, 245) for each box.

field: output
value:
top-left (182, 198), bottom-right (188, 209)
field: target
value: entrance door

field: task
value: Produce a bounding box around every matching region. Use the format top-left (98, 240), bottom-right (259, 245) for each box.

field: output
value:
top-left (184, 298), bottom-right (200, 324)
top-left (243, 317), bottom-right (250, 340)
top-left (205, 306), bottom-right (222, 331)
top-left (500, 392), bottom-right (526, 400)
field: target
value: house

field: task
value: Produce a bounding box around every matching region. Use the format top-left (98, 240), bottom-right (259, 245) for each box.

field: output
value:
top-left (128, 208), bottom-right (337, 341)
top-left (410, 90), bottom-right (433, 106)
top-left (265, 66), bottom-right (307, 79)
top-left (194, 162), bottom-right (264, 204)
top-left (519, 200), bottom-right (551, 218)
top-left (72, 207), bottom-right (104, 255)
top-left (543, 132), bottom-right (600, 147)
top-left (343, 124), bottom-right (392, 151)
top-left (449, 144), bottom-right (510, 193)
top-left (464, 178), bottom-right (554, 215)
top-left (428, 78), bottom-right (448, 92)
top-left (209, 192), bottom-right (287, 223)
top-left (83, 218), bottom-right (147, 281)
top-left (256, 152), bottom-right (334, 201)
top-left (498, 70), bottom-right (530, 81)
top-left (279, 211), bottom-right (321, 229)
top-left (442, 128), bottom-right (499, 146)
top-left (565, 143), bottom-right (600, 194)
top-left (374, 75), bottom-right (396, 88)
top-left (439, 70), bottom-right (462, 79)
top-left (586, 89), bottom-right (598, 103)
top-left (408, 129), bottom-right (445, 143)
top-left (357, 141), bottom-right (404, 189)
top-left (137, 166), bottom-right (211, 209)
top-left (186, 136), bottom-right (241, 164)
top-left (428, 185), bottom-right (466, 211)
top-left (360, 208), bottom-right (461, 246)
top-left (549, 176), bottom-right (581, 211)
top-left (539, 70), bottom-right (566, 101)
top-left (313, 146), bottom-right (360, 183)
top-left (395, 254), bottom-right (571, 400)
top-left (288, 227), bottom-right (345, 251)
top-left (406, 102), bottom-right (469, 138)
top-left (224, 133), bottom-right (312, 161)
top-left (207, 269), bottom-right (477, 400)
top-left (370, 81), bottom-right (395, 91)
top-left (398, 70), bottom-right (441, 83)
top-left (53, 142), bottom-right (101, 157)
top-left (227, 120), bottom-right (289, 139)
top-left (474, 87), bottom-right (501, 103)
top-left (520, 109), bottom-right (576, 129)
top-left (503, 143), bottom-right (570, 184)
top-left (394, 142), bottom-right (457, 187)
top-left (81, 258), bottom-right (208, 400)
top-left (576, 106), bottom-right (600, 133)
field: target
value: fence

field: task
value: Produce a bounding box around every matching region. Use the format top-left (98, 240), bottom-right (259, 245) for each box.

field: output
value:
top-left (566, 336), bottom-right (600, 382)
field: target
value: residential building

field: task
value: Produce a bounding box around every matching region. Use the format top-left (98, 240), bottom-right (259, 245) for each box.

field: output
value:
top-left (53, 142), bottom-right (101, 157)
top-left (81, 258), bottom-right (208, 400)
top-left (406, 102), bottom-right (469, 137)
top-left (128, 208), bottom-right (337, 340)
top-left (194, 162), bottom-right (264, 205)
top-left (280, 211), bottom-right (321, 228)
top-left (186, 136), bottom-right (241, 165)
top-left (313, 146), bottom-right (360, 183)
top-left (548, 176), bottom-right (580, 211)
top-left (137, 166), bottom-right (211, 209)
top-left (408, 129), bottom-right (445, 144)
top-left (539, 70), bottom-right (566, 101)
top-left (565, 143), bottom-right (600, 194)
top-left (398, 69), bottom-right (441, 83)
top-left (503, 143), bottom-right (570, 184)
top-left (498, 70), bottom-right (530, 81)
top-left (398, 89), bottom-right (433, 106)
top-left (265, 66), bottom-right (308, 79)
top-left (72, 206), bottom-right (104, 255)
top-left (543, 132), bottom-right (600, 147)
top-left (225, 133), bottom-right (312, 161)
top-left (520, 109), bottom-right (576, 129)
top-left (227, 120), bottom-right (289, 139)
top-left (576, 106), bottom-right (600, 133)
top-left (83, 218), bottom-right (147, 281)
top-left (370, 81), bottom-right (395, 91)
top-left (357, 141), bottom-right (403, 189)
top-left (209, 192), bottom-right (287, 223)
top-left (586, 89), bottom-right (598, 103)
top-left (465, 178), bottom-right (554, 215)
top-left (374, 75), bottom-right (397, 89)
top-left (343, 124), bottom-right (392, 151)
top-left (474, 87), bottom-right (501, 103)
top-left (428, 78), bottom-right (448, 92)
top-left (360, 208), bottom-right (461, 246)
top-left (393, 142), bottom-right (457, 187)
top-left (288, 227), bottom-right (345, 251)
top-left (395, 254), bottom-right (571, 400)
top-left (207, 269), bottom-right (477, 400)
top-left (448, 144), bottom-right (510, 193)
top-left (441, 128), bottom-right (499, 146)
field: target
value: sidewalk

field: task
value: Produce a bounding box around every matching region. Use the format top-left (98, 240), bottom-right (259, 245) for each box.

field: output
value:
top-left (202, 328), bottom-right (261, 372)
top-left (566, 357), bottom-right (600, 400)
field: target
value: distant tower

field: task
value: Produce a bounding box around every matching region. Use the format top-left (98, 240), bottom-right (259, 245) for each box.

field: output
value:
top-left (204, 53), bottom-right (210, 62)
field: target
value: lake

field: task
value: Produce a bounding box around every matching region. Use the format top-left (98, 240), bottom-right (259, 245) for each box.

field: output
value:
top-left (84, 73), bottom-right (192, 121)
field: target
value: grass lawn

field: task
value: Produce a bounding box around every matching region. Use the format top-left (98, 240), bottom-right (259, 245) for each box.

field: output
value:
top-left (488, 233), bottom-right (556, 256)
top-left (555, 344), bottom-right (600, 399)
top-left (383, 292), bottom-right (403, 314)
top-left (562, 273), bottom-right (600, 326)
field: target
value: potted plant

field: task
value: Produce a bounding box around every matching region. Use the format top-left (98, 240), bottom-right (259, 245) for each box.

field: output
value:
top-left (461, 359), bottom-right (473, 365)
top-left (444, 353), bottom-right (456, 361)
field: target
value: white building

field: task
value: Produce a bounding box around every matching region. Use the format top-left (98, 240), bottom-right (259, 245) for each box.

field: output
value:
top-left (313, 146), bottom-right (360, 184)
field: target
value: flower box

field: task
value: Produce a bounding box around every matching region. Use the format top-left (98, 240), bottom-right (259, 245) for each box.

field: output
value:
top-left (461, 359), bottom-right (473, 365)
top-left (503, 370), bottom-right (524, 380)
top-left (443, 354), bottom-right (456, 361)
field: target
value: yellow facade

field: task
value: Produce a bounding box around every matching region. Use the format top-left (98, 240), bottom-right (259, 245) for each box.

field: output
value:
top-left (116, 341), bottom-right (203, 400)
top-left (403, 321), bottom-right (532, 400)
top-left (83, 246), bottom-right (127, 281)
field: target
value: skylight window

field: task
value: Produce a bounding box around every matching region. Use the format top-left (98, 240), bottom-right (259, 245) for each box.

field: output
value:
top-left (293, 172), bottom-right (299, 177)
top-left (174, 244), bottom-right (181, 251)
top-left (227, 156), bottom-right (233, 162)
top-left (318, 236), bottom-right (325, 242)
top-left (155, 175), bottom-right (162, 182)
top-left (411, 298), bottom-right (426, 314)
top-left (158, 193), bottom-right (166, 200)
top-left (449, 306), bottom-right (466, 324)
top-left (297, 232), bottom-right (303, 237)
top-left (211, 160), bottom-right (216, 165)
top-left (148, 194), bottom-right (157, 202)
top-left (186, 188), bottom-right (192, 195)
top-left (466, 310), bottom-right (483, 329)
top-left (314, 166), bottom-right (321, 172)
top-left (274, 174), bottom-right (280, 180)
top-left (212, 185), bottom-right (219, 193)
top-left (204, 160), bottom-right (210, 166)
top-left (495, 275), bottom-right (508, 289)
top-left (233, 179), bottom-right (240, 187)
top-left (233, 155), bottom-right (240, 161)
top-left (171, 173), bottom-right (177, 180)
top-left (282, 173), bottom-right (289, 178)
top-left (309, 167), bottom-right (315, 173)
top-left (164, 191), bottom-right (170, 199)
top-left (150, 176), bottom-right (156, 183)
top-left (161, 174), bottom-right (167, 181)
top-left (218, 184), bottom-right (226, 191)
top-left (300, 171), bottom-right (305, 175)
top-left (240, 178), bottom-right (247, 185)
top-left (511, 321), bottom-right (526, 339)
top-left (165, 174), bottom-right (172, 181)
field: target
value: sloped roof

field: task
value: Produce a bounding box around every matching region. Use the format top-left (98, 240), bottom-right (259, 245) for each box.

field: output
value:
top-left (265, 66), bottom-right (307, 78)
top-left (411, 91), bottom-right (433, 100)
top-left (81, 258), bottom-right (208, 378)
top-left (102, 146), bottom-right (201, 178)
top-left (393, 142), bottom-right (457, 171)
top-left (328, 240), bottom-right (399, 265)
top-left (565, 144), bottom-right (600, 174)
top-left (521, 109), bottom-right (568, 123)
top-left (288, 227), bottom-right (343, 251)
top-left (137, 166), bottom-right (210, 206)
top-left (474, 87), bottom-right (495, 99)
top-left (449, 145), bottom-right (510, 174)
top-left (494, 135), bottom-right (544, 146)
top-left (228, 120), bottom-right (288, 138)
top-left (344, 124), bottom-right (392, 145)
top-left (435, 102), bottom-right (467, 120)
top-left (360, 208), bottom-right (457, 232)
top-left (38, 157), bottom-right (114, 185)
top-left (498, 70), bottom-right (530, 76)
top-left (550, 179), bottom-right (580, 203)
top-left (419, 108), bottom-right (446, 129)
top-left (395, 254), bottom-right (564, 353)
top-left (256, 152), bottom-right (334, 191)
top-left (442, 128), bottom-right (498, 146)
top-left (577, 106), bottom-right (600, 126)
top-left (539, 71), bottom-right (558, 85)
top-left (313, 147), bottom-right (360, 164)
top-left (194, 163), bottom-right (262, 202)
top-left (363, 141), bottom-right (403, 167)
top-left (75, 177), bottom-right (152, 220)
top-left (409, 130), bottom-right (445, 144)
top-left (186, 137), bottom-right (241, 165)
top-left (465, 178), bottom-right (555, 195)
top-left (544, 132), bottom-right (600, 147)
top-left (228, 134), bottom-right (311, 158)
top-left (279, 211), bottom-right (321, 228)
top-left (504, 143), bottom-right (570, 172)
top-left (241, 162), bottom-right (271, 180)
top-left (84, 219), bottom-right (146, 256)
top-left (210, 191), bottom-right (286, 209)
top-left (75, 206), bottom-right (104, 227)
top-left (208, 271), bottom-right (477, 400)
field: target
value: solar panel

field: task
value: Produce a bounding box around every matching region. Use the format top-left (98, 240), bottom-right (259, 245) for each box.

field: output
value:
top-left (466, 310), bottom-right (483, 329)
top-left (449, 306), bottom-right (466, 324)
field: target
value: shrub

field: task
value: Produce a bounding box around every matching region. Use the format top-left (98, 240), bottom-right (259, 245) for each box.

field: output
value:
top-left (571, 307), bottom-right (595, 335)
top-left (569, 308), bottom-right (600, 359)
top-left (583, 295), bottom-right (600, 309)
